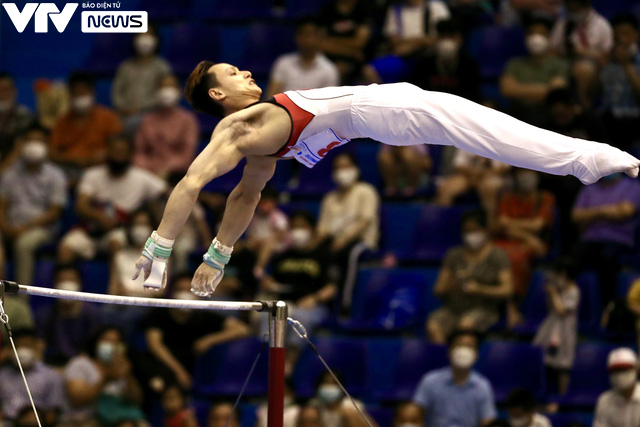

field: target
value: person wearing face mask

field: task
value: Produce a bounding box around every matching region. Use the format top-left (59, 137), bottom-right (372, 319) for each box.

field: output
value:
top-left (500, 18), bottom-right (569, 126)
top-left (258, 210), bottom-right (338, 371)
top-left (317, 152), bottom-right (379, 313)
top-left (0, 125), bottom-right (67, 286)
top-left (571, 172), bottom-right (640, 305)
top-left (310, 371), bottom-right (378, 427)
top-left (34, 264), bottom-right (103, 366)
top-left (600, 15), bottom-right (640, 151)
top-left (393, 402), bottom-right (424, 427)
top-left (0, 328), bottom-right (65, 426)
top-left (58, 134), bottom-right (167, 265)
top-left (50, 72), bottom-right (122, 180)
top-left (594, 348), bottom-right (640, 427)
top-left (427, 210), bottom-right (513, 344)
top-left (62, 326), bottom-right (145, 427)
top-left (504, 388), bottom-right (551, 427)
top-left (494, 168), bottom-right (555, 321)
top-left (410, 19), bottom-right (481, 102)
top-left (112, 25), bottom-right (172, 124)
top-left (133, 74), bottom-right (199, 177)
top-left (413, 329), bottom-right (497, 427)
top-left (0, 72), bottom-right (36, 173)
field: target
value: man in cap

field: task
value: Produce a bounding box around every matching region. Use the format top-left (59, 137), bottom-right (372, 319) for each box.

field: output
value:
top-left (594, 347), bottom-right (640, 427)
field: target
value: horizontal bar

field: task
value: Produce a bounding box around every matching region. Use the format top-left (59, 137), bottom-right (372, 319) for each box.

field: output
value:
top-left (8, 283), bottom-right (265, 312)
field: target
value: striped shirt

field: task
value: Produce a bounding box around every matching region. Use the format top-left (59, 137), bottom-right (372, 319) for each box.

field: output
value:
top-left (0, 362), bottom-right (66, 419)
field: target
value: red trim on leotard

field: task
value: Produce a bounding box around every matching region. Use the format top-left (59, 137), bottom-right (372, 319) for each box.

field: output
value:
top-left (271, 93), bottom-right (315, 157)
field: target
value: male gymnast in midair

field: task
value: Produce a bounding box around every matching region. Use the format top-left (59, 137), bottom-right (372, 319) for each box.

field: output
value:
top-left (133, 61), bottom-right (640, 296)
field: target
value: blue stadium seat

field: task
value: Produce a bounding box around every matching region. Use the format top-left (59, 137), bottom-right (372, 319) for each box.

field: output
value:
top-left (192, 0), bottom-right (272, 22)
top-left (243, 24), bottom-right (296, 78)
top-left (139, 0), bottom-right (193, 22)
top-left (293, 337), bottom-right (368, 399)
top-left (342, 268), bottom-right (439, 332)
top-left (85, 33), bottom-right (133, 76)
top-left (466, 26), bottom-right (526, 80)
top-left (616, 271), bottom-right (640, 298)
top-left (355, 140), bottom-right (383, 188)
top-left (202, 159), bottom-right (245, 194)
top-left (476, 341), bottom-right (545, 403)
top-left (513, 271), bottom-right (547, 336)
top-left (373, 339), bottom-right (448, 401)
top-left (283, 0), bottom-right (330, 18)
top-left (193, 337), bottom-right (269, 397)
top-left (547, 412), bottom-right (595, 427)
top-left (366, 406), bottom-right (394, 427)
top-left (558, 343), bottom-right (616, 407)
top-left (79, 260), bottom-right (110, 295)
top-left (165, 23), bottom-right (220, 77)
top-left (575, 272), bottom-right (601, 334)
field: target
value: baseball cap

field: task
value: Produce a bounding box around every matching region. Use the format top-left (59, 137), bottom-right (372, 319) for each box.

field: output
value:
top-left (608, 348), bottom-right (638, 371)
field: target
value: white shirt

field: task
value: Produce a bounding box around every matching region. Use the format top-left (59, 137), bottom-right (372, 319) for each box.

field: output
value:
top-left (383, 0), bottom-right (450, 38)
top-left (530, 413), bottom-right (553, 427)
top-left (550, 9), bottom-right (613, 55)
top-left (594, 383), bottom-right (640, 427)
top-left (270, 53), bottom-right (340, 93)
top-left (78, 165), bottom-right (167, 213)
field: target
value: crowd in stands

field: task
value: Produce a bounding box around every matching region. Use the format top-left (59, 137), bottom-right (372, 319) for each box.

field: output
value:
top-left (1, 0), bottom-right (640, 425)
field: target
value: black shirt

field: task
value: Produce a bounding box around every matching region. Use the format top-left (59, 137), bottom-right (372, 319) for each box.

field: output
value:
top-left (410, 54), bottom-right (481, 102)
top-left (269, 245), bottom-right (332, 302)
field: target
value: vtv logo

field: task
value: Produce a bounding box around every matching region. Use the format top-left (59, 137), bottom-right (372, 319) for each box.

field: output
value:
top-left (2, 3), bottom-right (78, 33)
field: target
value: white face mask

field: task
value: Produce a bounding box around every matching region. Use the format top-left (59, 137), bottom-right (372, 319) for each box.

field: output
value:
top-left (15, 347), bottom-right (37, 369)
top-left (436, 39), bottom-right (459, 60)
top-left (526, 34), bottom-right (549, 55)
top-left (21, 140), bottom-right (48, 164)
top-left (56, 280), bottom-right (81, 292)
top-left (318, 384), bottom-right (343, 405)
top-left (610, 370), bottom-right (637, 391)
top-left (72, 95), bottom-right (94, 114)
top-left (333, 167), bottom-right (359, 187)
top-left (157, 86), bottom-right (181, 108)
top-left (96, 341), bottom-right (116, 363)
top-left (451, 345), bottom-right (477, 369)
top-left (509, 416), bottom-right (532, 427)
top-left (630, 43), bottom-right (639, 56)
top-left (135, 34), bottom-right (158, 56)
top-left (290, 228), bottom-right (312, 248)
top-left (0, 99), bottom-right (14, 113)
top-left (463, 231), bottom-right (487, 251)
top-left (130, 224), bottom-right (152, 247)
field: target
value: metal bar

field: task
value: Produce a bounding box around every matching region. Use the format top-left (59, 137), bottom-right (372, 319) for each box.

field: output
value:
top-left (1, 281), bottom-right (265, 312)
top-left (267, 301), bottom-right (287, 427)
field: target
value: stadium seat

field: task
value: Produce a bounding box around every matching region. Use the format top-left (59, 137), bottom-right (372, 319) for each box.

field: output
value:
top-left (466, 26), bottom-right (527, 80)
top-left (139, 0), bottom-right (193, 22)
top-left (79, 260), bottom-right (110, 295)
top-left (558, 342), bottom-right (616, 407)
top-left (165, 23), bottom-right (220, 77)
top-left (283, 0), bottom-right (330, 18)
top-left (366, 406), bottom-right (394, 427)
top-left (85, 33), bottom-right (133, 76)
top-left (513, 270), bottom-right (547, 336)
top-left (575, 272), bottom-right (601, 334)
top-left (193, 337), bottom-right (269, 397)
top-left (293, 337), bottom-right (368, 399)
top-left (373, 339), bottom-right (448, 401)
top-left (547, 412), bottom-right (595, 427)
top-left (616, 271), bottom-right (640, 298)
top-left (476, 341), bottom-right (545, 403)
top-left (243, 24), bottom-right (296, 78)
top-left (193, 0), bottom-right (273, 22)
top-left (202, 159), bottom-right (245, 193)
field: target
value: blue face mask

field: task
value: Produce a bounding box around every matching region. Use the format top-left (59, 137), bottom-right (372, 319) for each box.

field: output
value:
top-left (318, 385), bottom-right (343, 405)
top-left (96, 341), bottom-right (116, 363)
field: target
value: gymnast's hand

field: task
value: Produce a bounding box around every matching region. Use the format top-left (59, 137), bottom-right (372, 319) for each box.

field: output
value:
top-left (191, 262), bottom-right (224, 297)
top-left (133, 231), bottom-right (174, 291)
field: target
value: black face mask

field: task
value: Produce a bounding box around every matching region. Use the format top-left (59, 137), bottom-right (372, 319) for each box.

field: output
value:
top-left (107, 159), bottom-right (130, 175)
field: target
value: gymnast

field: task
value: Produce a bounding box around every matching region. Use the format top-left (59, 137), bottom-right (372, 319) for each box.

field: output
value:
top-left (133, 61), bottom-right (640, 296)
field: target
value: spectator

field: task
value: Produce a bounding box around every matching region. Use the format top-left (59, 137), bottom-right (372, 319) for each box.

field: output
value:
top-left (133, 74), bottom-right (199, 178)
top-left (208, 402), bottom-right (239, 427)
top-left (61, 326), bottom-right (145, 427)
top-left (413, 329), bottom-right (497, 427)
top-left (161, 384), bottom-right (198, 427)
top-left (0, 72), bottom-right (35, 171)
top-left (571, 173), bottom-right (640, 304)
top-left (393, 402), bottom-right (424, 427)
top-left (435, 149), bottom-right (510, 224)
top-left (0, 295), bottom-right (34, 357)
top-left (256, 379), bottom-right (300, 427)
top-left (265, 18), bottom-right (340, 98)
top-left (0, 124), bottom-right (67, 285)
top-left (258, 210), bottom-right (338, 370)
top-left (427, 210), bottom-right (513, 343)
top-left (410, 19), bottom-right (481, 102)
top-left (600, 15), bottom-right (640, 150)
top-left (58, 134), bottom-right (166, 264)
top-left (317, 153), bottom-right (380, 310)
top-left (35, 264), bottom-right (103, 366)
top-left (500, 18), bottom-right (569, 125)
top-left (246, 187), bottom-right (290, 279)
top-left (317, 0), bottom-right (374, 83)
top-left (494, 168), bottom-right (555, 300)
top-left (377, 144), bottom-right (432, 197)
top-left (504, 388), bottom-right (552, 427)
top-left (533, 257), bottom-right (580, 395)
top-left (112, 25), bottom-right (172, 132)
top-left (594, 347), bottom-right (640, 427)
top-left (309, 371), bottom-right (377, 427)
top-left (626, 278), bottom-right (640, 350)
top-left (143, 275), bottom-right (250, 393)
top-left (295, 405), bottom-right (322, 427)
top-left (12, 406), bottom-right (42, 427)
top-left (0, 328), bottom-right (65, 426)
top-left (50, 72), bottom-right (122, 180)
top-left (550, 0), bottom-right (613, 109)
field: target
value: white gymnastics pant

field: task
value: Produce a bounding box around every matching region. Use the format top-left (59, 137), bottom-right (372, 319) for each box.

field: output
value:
top-left (346, 83), bottom-right (639, 184)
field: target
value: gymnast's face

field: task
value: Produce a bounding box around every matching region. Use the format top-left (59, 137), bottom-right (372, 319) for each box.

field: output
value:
top-left (208, 63), bottom-right (261, 103)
